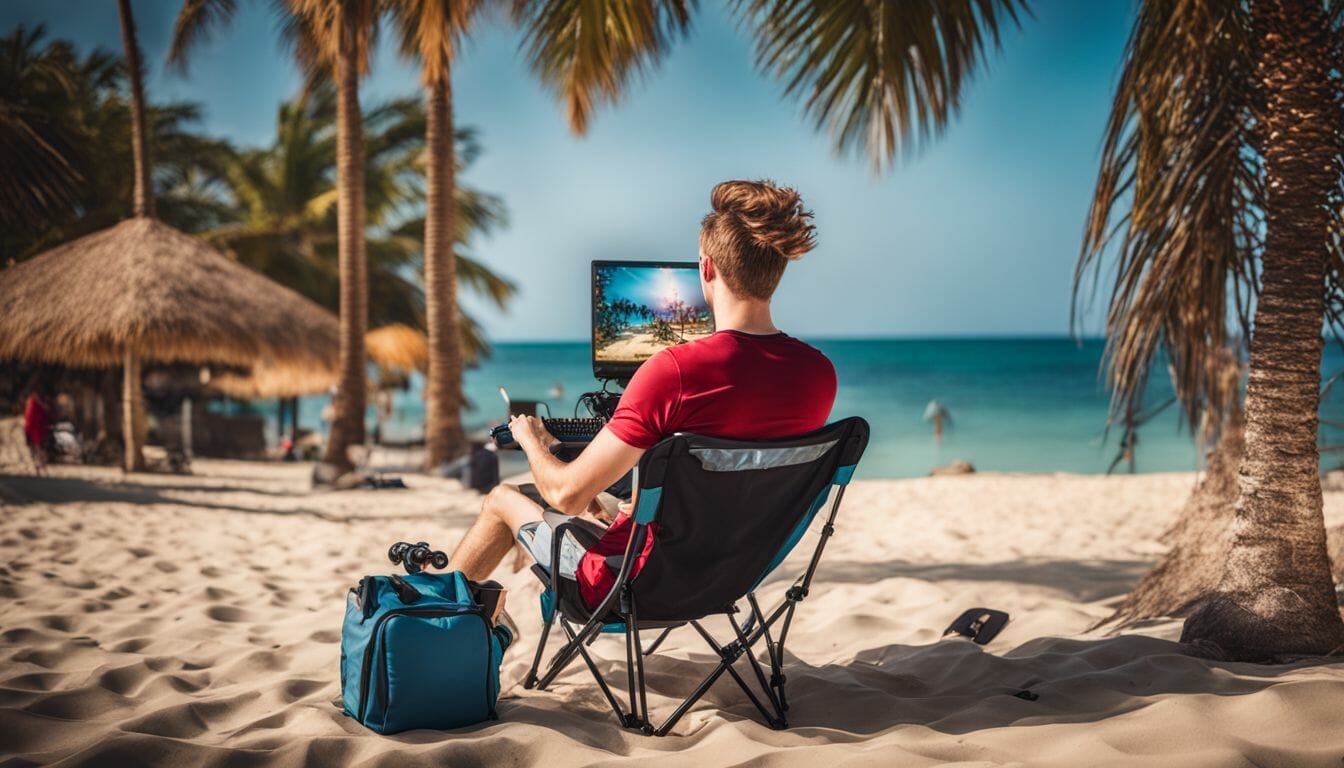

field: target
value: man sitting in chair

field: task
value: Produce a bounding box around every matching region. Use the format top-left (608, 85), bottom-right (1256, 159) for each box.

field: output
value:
top-left (442, 179), bottom-right (837, 611)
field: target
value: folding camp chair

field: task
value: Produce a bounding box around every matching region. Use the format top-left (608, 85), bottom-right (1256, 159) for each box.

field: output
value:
top-left (522, 417), bottom-right (869, 736)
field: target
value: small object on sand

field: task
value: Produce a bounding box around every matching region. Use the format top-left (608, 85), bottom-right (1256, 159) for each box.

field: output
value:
top-left (943, 607), bottom-right (1010, 645)
top-left (930, 459), bottom-right (976, 476)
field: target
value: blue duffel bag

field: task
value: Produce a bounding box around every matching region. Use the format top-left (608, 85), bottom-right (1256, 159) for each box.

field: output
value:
top-left (340, 570), bottom-right (511, 733)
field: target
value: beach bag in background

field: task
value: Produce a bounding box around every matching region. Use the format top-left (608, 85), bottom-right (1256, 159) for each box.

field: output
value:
top-left (340, 570), bottom-right (511, 734)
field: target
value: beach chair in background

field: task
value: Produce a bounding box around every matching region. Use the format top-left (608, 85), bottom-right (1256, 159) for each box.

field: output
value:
top-left (523, 417), bottom-right (869, 735)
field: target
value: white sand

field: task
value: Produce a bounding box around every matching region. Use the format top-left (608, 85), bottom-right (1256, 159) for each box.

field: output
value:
top-left (596, 327), bottom-right (714, 362)
top-left (3, 462), bottom-right (1344, 767)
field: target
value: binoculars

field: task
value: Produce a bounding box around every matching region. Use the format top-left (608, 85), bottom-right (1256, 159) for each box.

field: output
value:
top-left (387, 541), bottom-right (449, 574)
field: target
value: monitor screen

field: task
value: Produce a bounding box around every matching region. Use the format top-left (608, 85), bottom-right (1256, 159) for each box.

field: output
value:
top-left (592, 260), bottom-right (714, 381)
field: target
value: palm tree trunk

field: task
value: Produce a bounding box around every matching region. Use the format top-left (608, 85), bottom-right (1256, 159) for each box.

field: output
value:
top-left (122, 348), bottom-right (146, 472)
top-left (116, 0), bottom-right (153, 219)
top-left (116, 0), bottom-right (152, 473)
top-left (320, 15), bottom-right (369, 475)
top-left (1181, 0), bottom-right (1344, 660)
top-left (423, 66), bottom-right (468, 470)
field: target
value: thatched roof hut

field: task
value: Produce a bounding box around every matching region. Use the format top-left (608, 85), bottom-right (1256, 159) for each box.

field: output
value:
top-left (0, 218), bottom-right (338, 371)
top-left (0, 217), bottom-right (339, 470)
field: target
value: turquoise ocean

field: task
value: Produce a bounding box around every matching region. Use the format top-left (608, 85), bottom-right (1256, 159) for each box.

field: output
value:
top-left (262, 338), bottom-right (1344, 480)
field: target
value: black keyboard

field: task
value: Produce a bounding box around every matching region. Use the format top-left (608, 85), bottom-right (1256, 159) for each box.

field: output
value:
top-left (490, 418), bottom-right (606, 449)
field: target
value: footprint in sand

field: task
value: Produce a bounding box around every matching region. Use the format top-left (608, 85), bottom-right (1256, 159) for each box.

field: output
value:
top-left (153, 561), bottom-right (180, 574)
top-left (127, 547), bottom-right (152, 558)
top-left (1, 627), bottom-right (42, 644)
top-left (96, 662), bottom-right (153, 696)
top-left (3, 671), bottom-right (65, 692)
top-left (205, 605), bottom-right (253, 623)
top-left (199, 566), bottom-right (222, 578)
top-left (204, 586), bottom-right (236, 601)
top-left (36, 615), bottom-right (76, 632)
top-left (308, 629), bottom-right (340, 644)
top-left (110, 637), bottom-right (152, 654)
top-left (18, 528), bottom-right (39, 540)
top-left (101, 586), bottom-right (133, 601)
top-left (280, 678), bottom-right (326, 702)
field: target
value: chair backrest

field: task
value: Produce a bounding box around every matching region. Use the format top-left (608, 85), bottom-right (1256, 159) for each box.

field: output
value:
top-left (624, 417), bottom-right (869, 621)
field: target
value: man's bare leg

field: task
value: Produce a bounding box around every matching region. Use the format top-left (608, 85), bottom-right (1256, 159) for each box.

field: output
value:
top-left (447, 483), bottom-right (545, 581)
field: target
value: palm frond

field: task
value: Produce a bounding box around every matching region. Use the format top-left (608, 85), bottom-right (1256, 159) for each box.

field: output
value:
top-left (0, 25), bottom-right (90, 228)
top-left (282, 0), bottom-right (380, 81)
top-left (512, 0), bottom-right (694, 134)
top-left (735, 0), bottom-right (1026, 172)
top-left (388, 0), bottom-right (483, 85)
top-left (1074, 0), bottom-right (1259, 433)
top-left (167, 0), bottom-right (238, 73)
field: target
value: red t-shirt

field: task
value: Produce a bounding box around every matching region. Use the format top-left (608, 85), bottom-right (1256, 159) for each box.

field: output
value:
top-left (577, 330), bottom-right (837, 608)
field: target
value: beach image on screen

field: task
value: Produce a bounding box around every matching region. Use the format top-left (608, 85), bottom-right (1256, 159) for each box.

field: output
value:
top-left (594, 264), bottom-right (713, 362)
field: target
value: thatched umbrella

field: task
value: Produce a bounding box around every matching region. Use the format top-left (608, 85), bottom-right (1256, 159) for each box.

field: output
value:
top-left (209, 324), bottom-right (428, 400)
top-left (0, 217), bottom-right (339, 469)
top-left (209, 362), bottom-right (340, 401)
top-left (366, 323), bottom-right (429, 374)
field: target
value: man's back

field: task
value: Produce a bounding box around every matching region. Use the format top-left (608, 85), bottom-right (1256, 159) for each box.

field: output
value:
top-left (579, 330), bottom-right (837, 607)
top-left (605, 330), bottom-right (837, 449)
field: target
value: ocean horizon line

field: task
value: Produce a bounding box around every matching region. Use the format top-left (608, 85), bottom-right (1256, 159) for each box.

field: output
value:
top-left (485, 333), bottom-right (1110, 346)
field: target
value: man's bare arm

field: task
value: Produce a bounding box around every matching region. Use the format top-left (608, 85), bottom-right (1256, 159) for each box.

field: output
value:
top-left (511, 415), bottom-right (644, 516)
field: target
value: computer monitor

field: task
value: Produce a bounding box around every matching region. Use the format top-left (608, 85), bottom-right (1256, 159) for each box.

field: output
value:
top-left (592, 260), bottom-right (715, 382)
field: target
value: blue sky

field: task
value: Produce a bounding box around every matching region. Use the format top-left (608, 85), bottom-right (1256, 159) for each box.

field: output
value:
top-left (603, 264), bottom-right (708, 316)
top-left (3, 0), bottom-right (1134, 341)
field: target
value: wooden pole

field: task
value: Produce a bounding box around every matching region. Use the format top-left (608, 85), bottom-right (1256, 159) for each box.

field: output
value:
top-left (122, 348), bottom-right (146, 472)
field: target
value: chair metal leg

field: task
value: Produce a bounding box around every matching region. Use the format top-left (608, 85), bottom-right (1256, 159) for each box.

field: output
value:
top-left (524, 603), bottom-right (558, 690)
top-left (748, 593), bottom-right (789, 711)
top-left (623, 618), bottom-right (640, 726)
top-left (536, 616), bottom-right (602, 690)
top-left (628, 595), bottom-right (650, 730)
top-left (558, 620), bottom-right (627, 723)
top-left (689, 621), bottom-right (785, 729)
top-left (652, 661), bottom-right (732, 736)
top-left (729, 612), bottom-right (787, 725)
top-left (643, 626), bottom-right (675, 656)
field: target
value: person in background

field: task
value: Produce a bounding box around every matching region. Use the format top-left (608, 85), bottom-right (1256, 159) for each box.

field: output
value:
top-left (23, 381), bottom-right (53, 464)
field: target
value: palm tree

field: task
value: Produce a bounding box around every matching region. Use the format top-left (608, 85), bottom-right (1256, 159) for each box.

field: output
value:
top-left (114, 0), bottom-right (152, 471)
top-left (389, 0), bottom-right (484, 470)
top-left (202, 84), bottom-right (514, 360)
top-left (173, 0), bottom-right (380, 474)
top-left (0, 25), bottom-right (94, 232)
top-left (273, 0), bottom-right (380, 475)
top-left (1076, 0), bottom-right (1344, 659)
top-left (2, 24), bottom-right (234, 261)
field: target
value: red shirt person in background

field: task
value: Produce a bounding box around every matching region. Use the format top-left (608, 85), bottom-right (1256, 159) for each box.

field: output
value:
top-left (23, 387), bottom-right (53, 457)
top-left (439, 180), bottom-right (837, 610)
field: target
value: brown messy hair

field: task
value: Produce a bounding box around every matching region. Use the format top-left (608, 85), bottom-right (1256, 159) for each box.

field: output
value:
top-left (699, 180), bottom-right (817, 300)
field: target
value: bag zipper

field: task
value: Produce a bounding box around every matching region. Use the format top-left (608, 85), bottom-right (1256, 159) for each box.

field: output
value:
top-left (358, 604), bottom-right (494, 722)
